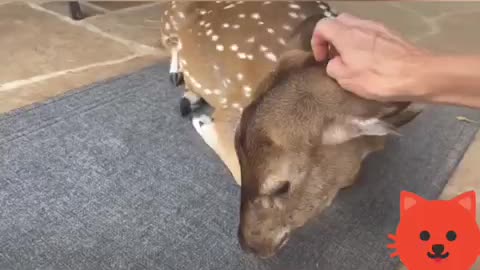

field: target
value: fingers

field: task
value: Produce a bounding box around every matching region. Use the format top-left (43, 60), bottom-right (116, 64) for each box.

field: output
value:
top-left (326, 56), bottom-right (348, 79)
top-left (311, 17), bottom-right (351, 61)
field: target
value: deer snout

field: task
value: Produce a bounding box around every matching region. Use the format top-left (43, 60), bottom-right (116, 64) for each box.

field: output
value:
top-left (237, 225), bottom-right (290, 258)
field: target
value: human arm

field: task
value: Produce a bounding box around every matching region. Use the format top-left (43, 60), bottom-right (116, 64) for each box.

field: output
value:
top-left (311, 13), bottom-right (480, 109)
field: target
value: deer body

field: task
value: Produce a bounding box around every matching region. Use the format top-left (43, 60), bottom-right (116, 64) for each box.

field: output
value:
top-left (160, 1), bottom-right (336, 184)
top-left (160, 1), bottom-right (423, 258)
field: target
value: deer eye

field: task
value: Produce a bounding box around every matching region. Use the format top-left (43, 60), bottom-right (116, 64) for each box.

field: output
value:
top-left (272, 181), bottom-right (290, 196)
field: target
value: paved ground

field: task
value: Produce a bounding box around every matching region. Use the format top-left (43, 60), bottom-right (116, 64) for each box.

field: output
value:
top-left (1, 1), bottom-right (480, 269)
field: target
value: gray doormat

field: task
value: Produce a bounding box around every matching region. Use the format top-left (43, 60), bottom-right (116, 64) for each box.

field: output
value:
top-left (0, 62), bottom-right (479, 270)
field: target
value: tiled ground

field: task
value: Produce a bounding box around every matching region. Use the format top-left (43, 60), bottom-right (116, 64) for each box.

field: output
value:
top-left (0, 1), bottom-right (166, 113)
top-left (1, 1), bottom-right (479, 269)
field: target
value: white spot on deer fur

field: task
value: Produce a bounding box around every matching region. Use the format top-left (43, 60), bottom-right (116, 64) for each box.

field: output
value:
top-left (232, 103), bottom-right (241, 109)
top-left (265, 52), bottom-right (278, 62)
top-left (220, 98), bottom-right (228, 104)
top-left (237, 52), bottom-right (247, 59)
top-left (282, 24), bottom-right (292, 31)
top-left (224, 3), bottom-right (235, 9)
top-left (247, 37), bottom-right (255, 43)
top-left (319, 3), bottom-right (328, 9)
top-left (206, 29), bottom-right (213, 36)
top-left (213, 65), bottom-right (219, 70)
top-left (267, 28), bottom-right (275, 34)
top-left (247, 54), bottom-right (254, 60)
top-left (213, 89), bottom-right (221, 95)
top-left (226, 78), bottom-right (231, 84)
top-left (216, 44), bottom-right (224, 51)
top-left (204, 89), bottom-right (212, 95)
top-left (211, 35), bottom-right (219, 41)
top-left (233, 24), bottom-right (240, 29)
top-left (230, 44), bottom-right (239, 51)
top-left (199, 9), bottom-right (207, 15)
top-left (258, 21), bottom-right (264, 25)
top-left (324, 11), bottom-right (333, 17)
top-left (278, 38), bottom-right (286, 45)
top-left (178, 12), bottom-right (185, 18)
top-left (289, 12), bottom-right (299, 18)
top-left (164, 10), bottom-right (168, 15)
top-left (238, 13), bottom-right (246, 18)
top-left (237, 73), bottom-right (244, 81)
top-left (205, 22), bottom-right (211, 28)
top-left (289, 3), bottom-right (300, 9)
top-left (251, 13), bottom-right (260, 19)
top-left (222, 23), bottom-right (230, 28)
top-left (263, 1), bottom-right (271, 4)
top-left (165, 23), bottom-right (171, 30)
top-left (243, 85), bottom-right (252, 93)
top-left (199, 20), bottom-right (205, 26)
top-left (260, 45), bottom-right (268, 52)
top-left (300, 13), bottom-right (307, 19)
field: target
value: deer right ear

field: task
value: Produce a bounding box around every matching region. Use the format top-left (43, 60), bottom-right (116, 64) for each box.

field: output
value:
top-left (322, 117), bottom-right (400, 145)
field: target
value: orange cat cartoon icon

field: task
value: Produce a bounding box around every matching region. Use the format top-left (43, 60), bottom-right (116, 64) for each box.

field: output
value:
top-left (388, 190), bottom-right (480, 270)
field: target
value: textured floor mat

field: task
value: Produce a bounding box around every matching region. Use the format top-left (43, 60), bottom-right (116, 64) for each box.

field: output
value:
top-left (0, 63), bottom-right (479, 270)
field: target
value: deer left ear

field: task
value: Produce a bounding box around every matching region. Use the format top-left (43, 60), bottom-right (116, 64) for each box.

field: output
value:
top-left (452, 190), bottom-right (477, 217)
top-left (322, 117), bottom-right (400, 145)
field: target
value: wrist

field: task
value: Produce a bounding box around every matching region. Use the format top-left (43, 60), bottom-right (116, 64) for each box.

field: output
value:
top-left (401, 53), bottom-right (438, 102)
top-left (408, 54), bottom-right (480, 107)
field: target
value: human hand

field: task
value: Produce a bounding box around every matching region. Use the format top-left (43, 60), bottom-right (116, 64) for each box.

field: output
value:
top-left (311, 13), bottom-right (431, 102)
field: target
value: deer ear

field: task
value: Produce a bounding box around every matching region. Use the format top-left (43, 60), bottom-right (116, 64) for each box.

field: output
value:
top-left (322, 117), bottom-right (400, 145)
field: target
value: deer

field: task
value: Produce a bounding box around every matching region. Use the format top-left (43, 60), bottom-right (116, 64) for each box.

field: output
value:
top-left (160, 1), bottom-right (423, 259)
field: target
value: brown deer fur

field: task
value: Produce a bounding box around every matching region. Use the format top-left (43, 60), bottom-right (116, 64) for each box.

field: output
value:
top-left (160, 1), bottom-right (423, 258)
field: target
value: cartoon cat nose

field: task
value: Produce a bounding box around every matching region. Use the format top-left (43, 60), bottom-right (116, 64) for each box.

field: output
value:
top-left (432, 244), bottom-right (445, 254)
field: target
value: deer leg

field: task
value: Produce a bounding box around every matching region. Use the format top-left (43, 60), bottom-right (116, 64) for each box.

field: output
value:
top-left (192, 113), bottom-right (242, 186)
top-left (169, 47), bottom-right (184, 87)
top-left (180, 90), bottom-right (205, 117)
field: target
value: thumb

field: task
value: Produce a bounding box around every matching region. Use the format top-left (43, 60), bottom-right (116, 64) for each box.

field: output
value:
top-left (326, 56), bottom-right (348, 79)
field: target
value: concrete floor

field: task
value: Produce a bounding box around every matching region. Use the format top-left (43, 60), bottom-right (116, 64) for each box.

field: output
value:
top-left (1, 1), bottom-right (480, 269)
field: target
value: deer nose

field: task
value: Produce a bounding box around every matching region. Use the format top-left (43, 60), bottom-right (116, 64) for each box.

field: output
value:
top-left (237, 228), bottom-right (252, 253)
top-left (432, 244), bottom-right (445, 255)
top-left (238, 227), bottom-right (262, 255)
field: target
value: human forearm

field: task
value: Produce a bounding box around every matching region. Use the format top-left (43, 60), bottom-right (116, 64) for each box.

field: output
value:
top-left (408, 55), bottom-right (480, 108)
top-left (312, 14), bottom-right (480, 109)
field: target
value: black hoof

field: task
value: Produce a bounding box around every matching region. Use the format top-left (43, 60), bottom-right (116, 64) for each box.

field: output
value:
top-left (170, 72), bottom-right (184, 87)
top-left (180, 97), bottom-right (192, 117)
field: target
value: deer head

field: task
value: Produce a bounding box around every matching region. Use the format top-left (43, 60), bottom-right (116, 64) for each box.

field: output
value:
top-left (159, 0), bottom-right (422, 258)
top-left (234, 50), bottom-right (421, 258)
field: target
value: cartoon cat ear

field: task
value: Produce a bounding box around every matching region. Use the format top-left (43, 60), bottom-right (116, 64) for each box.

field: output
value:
top-left (322, 117), bottom-right (400, 145)
top-left (400, 191), bottom-right (426, 216)
top-left (451, 190), bottom-right (477, 217)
